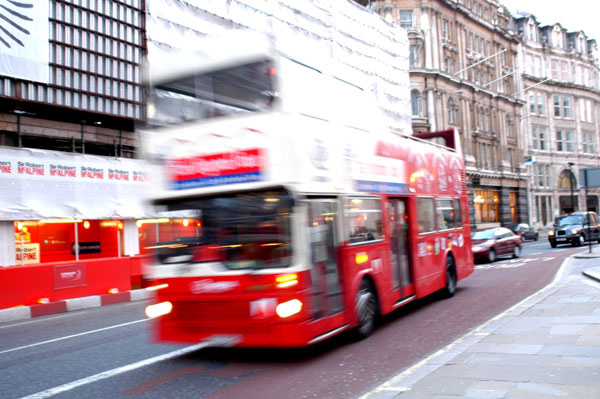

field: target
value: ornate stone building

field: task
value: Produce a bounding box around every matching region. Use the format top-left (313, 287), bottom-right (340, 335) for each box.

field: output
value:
top-left (359, 0), bottom-right (528, 228)
top-left (513, 13), bottom-right (600, 230)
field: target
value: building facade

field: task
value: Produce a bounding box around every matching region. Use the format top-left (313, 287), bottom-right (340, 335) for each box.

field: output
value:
top-left (514, 14), bottom-right (600, 230)
top-left (0, 0), bottom-right (148, 268)
top-left (361, 0), bottom-right (528, 229)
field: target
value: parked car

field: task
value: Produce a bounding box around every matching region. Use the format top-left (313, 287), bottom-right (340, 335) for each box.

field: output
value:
top-left (506, 223), bottom-right (539, 241)
top-left (471, 227), bottom-right (522, 263)
top-left (548, 211), bottom-right (600, 247)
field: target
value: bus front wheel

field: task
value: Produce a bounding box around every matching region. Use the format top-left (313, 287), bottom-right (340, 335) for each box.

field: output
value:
top-left (354, 279), bottom-right (377, 340)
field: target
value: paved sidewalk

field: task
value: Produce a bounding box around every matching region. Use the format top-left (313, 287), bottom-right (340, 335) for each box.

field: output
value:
top-left (362, 247), bottom-right (600, 399)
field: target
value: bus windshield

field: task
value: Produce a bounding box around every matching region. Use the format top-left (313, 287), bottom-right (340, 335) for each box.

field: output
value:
top-left (145, 59), bottom-right (277, 129)
top-left (154, 190), bottom-right (293, 270)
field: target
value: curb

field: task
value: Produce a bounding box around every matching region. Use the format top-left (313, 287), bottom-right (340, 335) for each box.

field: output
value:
top-left (0, 289), bottom-right (154, 324)
top-left (583, 267), bottom-right (600, 283)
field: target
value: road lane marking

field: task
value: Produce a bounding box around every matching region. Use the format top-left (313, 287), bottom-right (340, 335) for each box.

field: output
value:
top-left (19, 342), bottom-right (209, 399)
top-left (0, 319), bottom-right (148, 355)
top-left (475, 257), bottom-right (556, 270)
top-left (0, 301), bottom-right (143, 330)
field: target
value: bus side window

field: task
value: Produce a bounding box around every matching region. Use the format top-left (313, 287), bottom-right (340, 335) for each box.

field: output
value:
top-left (344, 198), bottom-right (383, 244)
top-left (454, 198), bottom-right (463, 228)
top-left (416, 197), bottom-right (435, 234)
top-left (436, 198), bottom-right (455, 230)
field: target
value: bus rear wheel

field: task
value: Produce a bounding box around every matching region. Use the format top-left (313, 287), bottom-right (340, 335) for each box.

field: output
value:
top-left (354, 279), bottom-right (377, 340)
top-left (442, 256), bottom-right (457, 298)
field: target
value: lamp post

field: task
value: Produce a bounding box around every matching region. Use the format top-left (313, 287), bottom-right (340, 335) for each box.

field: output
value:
top-left (568, 162), bottom-right (575, 212)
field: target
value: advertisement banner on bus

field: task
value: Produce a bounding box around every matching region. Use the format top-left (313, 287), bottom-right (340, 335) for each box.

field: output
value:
top-left (166, 148), bottom-right (266, 190)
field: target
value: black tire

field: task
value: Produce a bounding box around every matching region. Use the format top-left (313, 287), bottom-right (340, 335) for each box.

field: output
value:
top-left (534, 234), bottom-right (539, 241)
top-left (442, 256), bottom-right (457, 298)
top-left (353, 279), bottom-right (377, 340)
top-left (487, 248), bottom-right (496, 263)
top-left (513, 245), bottom-right (521, 259)
top-left (550, 241), bottom-right (557, 248)
top-left (574, 235), bottom-right (584, 247)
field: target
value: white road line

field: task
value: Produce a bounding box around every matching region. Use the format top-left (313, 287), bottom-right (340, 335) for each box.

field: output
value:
top-left (19, 342), bottom-right (208, 399)
top-left (0, 319), bottom-right (148, 355)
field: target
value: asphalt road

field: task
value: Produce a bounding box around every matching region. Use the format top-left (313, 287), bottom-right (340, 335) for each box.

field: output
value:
top-left (0, 241), bottom-right (583, 399)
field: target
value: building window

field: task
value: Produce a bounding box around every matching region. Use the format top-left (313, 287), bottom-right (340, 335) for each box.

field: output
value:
top-left (442, 19), bottom-right (449, 39)
top-left (537, 94), bottom-right (544, 115)
top-left (505, 116), bottom-right (512, 137)
top-left (528, 20), bottom-right (536, 41)
top-left (445, 55), bottom-right (454, 74)
top-left (532, 127), bottom-right (546, 151)
top-left (507, 148), bottom-right (514, 171)
top-left (538, 165), bottom-right (545, 187)
top-left (539, 129), bottom-right (546, 150)
top-left (583, 132), bottom-right (595, 153)
top-left (528, 91), bottom-right (546, 115)
top-left (474, 189), bottom-right (499, 223)
top-left (509, 192), bottom-right (518, 223)
top-left (563, 97), bottom-right (571, 118)
top-left (399, 10), bottom-right (413, 28)
top-left (554, 95), bottom-right (561, 117)
top-left (411, 90), bottom-right (420, 116)
top-left (556, 130), bottom-right (564, 151)
top-left (552, 26), bottom-right (562, 48)
top-left (409, 44), bottom-right (420, 67)
top-left (448, 98), bottom-right (455, 124)
top-left (566, 131), bottom-right (574, 151)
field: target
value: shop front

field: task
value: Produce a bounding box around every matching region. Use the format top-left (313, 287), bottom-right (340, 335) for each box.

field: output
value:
top-left (0, 147), bottom-right (153, 309)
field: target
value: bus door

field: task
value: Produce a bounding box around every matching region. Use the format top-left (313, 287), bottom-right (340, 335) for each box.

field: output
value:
top-left (387, 198), bottom-right (414, 299)
top-left (305, 199), bottom-right (344, 320)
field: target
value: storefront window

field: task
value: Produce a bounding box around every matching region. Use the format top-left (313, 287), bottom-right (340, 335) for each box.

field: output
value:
top-left (509, 192), bottom-right (517, 223)
top-left (14, 220), bottom-right (123, 265)
top-left (473, 189), bottom-right (499, 223)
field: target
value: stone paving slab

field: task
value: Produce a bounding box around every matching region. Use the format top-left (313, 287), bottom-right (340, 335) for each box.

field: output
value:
top-left (360, 254), bottom-right (600, 399)
top-left (507, 382), bottom-right (600, 399)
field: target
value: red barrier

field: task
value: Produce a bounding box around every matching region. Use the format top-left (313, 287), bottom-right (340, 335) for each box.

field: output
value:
top-left (0, 255), bottom-right (148, 309)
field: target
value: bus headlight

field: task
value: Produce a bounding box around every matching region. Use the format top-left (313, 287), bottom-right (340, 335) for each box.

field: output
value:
top-left (276, 299), bottom-right (303, 318)
top-left (145, 301), bottom-right (173, 318)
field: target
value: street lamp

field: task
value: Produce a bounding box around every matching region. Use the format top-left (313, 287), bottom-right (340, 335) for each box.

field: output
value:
top-left (568, 162), bottom-right (575, 212)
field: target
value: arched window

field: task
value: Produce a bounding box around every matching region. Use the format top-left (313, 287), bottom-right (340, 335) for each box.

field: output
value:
top-left (528, 19), bottom-right (536, 42)
top-left (558, 169), bottom-right (576, 189)
top-left (411, 90), bottom-right (420, 116)
top-left (552, 26), bottom-right (563, 48)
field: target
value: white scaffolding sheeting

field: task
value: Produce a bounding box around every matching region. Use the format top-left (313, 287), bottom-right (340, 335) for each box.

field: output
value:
top-left (146, 0), bottom-right (411, 132)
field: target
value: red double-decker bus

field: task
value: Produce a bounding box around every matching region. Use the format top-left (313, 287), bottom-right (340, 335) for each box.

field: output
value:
top-left (139, 32), bottom-right (473, 347)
